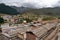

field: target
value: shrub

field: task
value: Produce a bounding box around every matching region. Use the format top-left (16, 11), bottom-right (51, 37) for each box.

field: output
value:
top-left (0, 17), bottom-right (4, 24)
top-left (42, 17), bottom-right (56, 21)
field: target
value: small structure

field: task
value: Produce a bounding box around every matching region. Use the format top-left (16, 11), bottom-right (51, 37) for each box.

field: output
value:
top-left (26, 31), bottom-right (36, 40)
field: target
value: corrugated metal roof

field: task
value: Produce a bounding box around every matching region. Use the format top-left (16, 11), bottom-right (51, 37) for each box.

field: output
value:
top-left (31, 27), bottom-right (47, 37)
top-left (30, 22), bottom-right (58, 37)
top-left (2, 22), bottom-right (58, 38)
top-left (42, 23), bottom-right (57, 30)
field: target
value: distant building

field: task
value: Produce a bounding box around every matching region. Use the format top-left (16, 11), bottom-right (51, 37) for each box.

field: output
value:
top-left (2, 15), bottom-right (12, 22)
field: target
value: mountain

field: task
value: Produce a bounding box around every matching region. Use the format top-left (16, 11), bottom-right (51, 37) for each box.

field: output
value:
top-left (0, 3), bottom-right (19, 15)
top-left (11, 5), bottom-right (60, 16)
top-left (11, 6), bottom-right (28, 13)
top-left (0, 3), bottom-right (60, 16)
top-left (23, 7), bottom-right (60, 16)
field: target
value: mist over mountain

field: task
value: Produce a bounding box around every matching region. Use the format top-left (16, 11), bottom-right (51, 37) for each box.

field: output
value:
top-left (11, 6), bottom-right (28, 13)
top-left (0, 0), bottom-right (59, 8)
top-left (0, 3), bottom-right (60, 16)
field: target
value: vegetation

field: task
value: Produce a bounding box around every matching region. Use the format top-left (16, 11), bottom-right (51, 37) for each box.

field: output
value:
top-left (23, 18), bottom-right (32, 23)
top-left (42, 16), bottom-right (56, 21)
top-left (21, 12), bottom-right (38, 21)
top-left (19, 17), bottom-right (32, 23)
top-left (0, 3), bottom-right (18, 15)
top-left (0, 17), bottom-right (4, 24)
top-left (56, 16), bottom-right (60, 19)
top-left (19, 19), bottom-right (23, 23)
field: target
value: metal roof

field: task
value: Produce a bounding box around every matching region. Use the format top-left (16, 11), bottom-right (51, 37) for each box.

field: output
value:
top-left (31, 27), bottom-right (47, 37)
top-left (42, 23), bottom-right (57, 30)
top-left (30, 22), bottom-right (58, 37)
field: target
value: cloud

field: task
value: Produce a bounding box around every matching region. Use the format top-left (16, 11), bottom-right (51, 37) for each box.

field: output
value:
top-left (0, 0), bottom-right (60, 8)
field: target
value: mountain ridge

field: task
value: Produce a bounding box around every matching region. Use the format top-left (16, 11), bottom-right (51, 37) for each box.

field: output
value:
top-left (0, 3), bottom-right (60, 16)
top-left (0, 3), bottom-right (19, 15)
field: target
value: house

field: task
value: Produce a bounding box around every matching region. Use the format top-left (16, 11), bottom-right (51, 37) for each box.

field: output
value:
top-left (57, 29), bottom-right (60, 40)
top-left (2, 15), bottom-right (12, 22)
top-left (25, 22), bottom-right (58, 40)
top-left (1, 21), bottom-right (59, 40)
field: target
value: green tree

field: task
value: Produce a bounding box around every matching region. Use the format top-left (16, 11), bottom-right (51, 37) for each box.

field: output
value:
top-left (23, 18), bottom-right (32, 23)
top-left (0, 17), bottom-right (4, 33)
top-left (0, 17), bottom-right (4, 24)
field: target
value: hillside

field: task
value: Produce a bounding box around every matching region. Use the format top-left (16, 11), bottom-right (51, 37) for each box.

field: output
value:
top-left (11, 6), bottom-right (28, 13)
top-left (24, 7), bottom-right (60, 16)
top-left (0, 3), bottom-right (19, 15)
top-left (0, 3), bottom-right (60, 16)
top-left (10, 5), bottom-right (60, 16)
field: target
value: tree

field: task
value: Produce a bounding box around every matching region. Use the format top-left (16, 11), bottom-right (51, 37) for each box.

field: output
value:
top-left (0, 17), bottom-right (4, 24)
top-left (23, 18), bottom-right (32, 23)
top-left (0, 17), bottom-right (4, 33)
top-left (57, 16), bottom-right (60, 19)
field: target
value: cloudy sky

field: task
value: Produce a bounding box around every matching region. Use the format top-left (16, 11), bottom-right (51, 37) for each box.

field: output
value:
top-left (0, 0), bottom-right (60, 8)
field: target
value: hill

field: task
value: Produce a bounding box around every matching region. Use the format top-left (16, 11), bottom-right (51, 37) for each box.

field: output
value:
top-left (0, 3), bottom-right (60, 16)
top-left (11, 6), bottom-right (28, 13)
top-left (11, 6), bottom-right (60, 16)
top-left (24, 7), bottom-right (60, 16)
top-left (0, 3), bottom-right (19, 15)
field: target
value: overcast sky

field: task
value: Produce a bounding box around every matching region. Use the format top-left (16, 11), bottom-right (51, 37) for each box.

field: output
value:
top-left (0, 0), bottom-right (60, 8)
